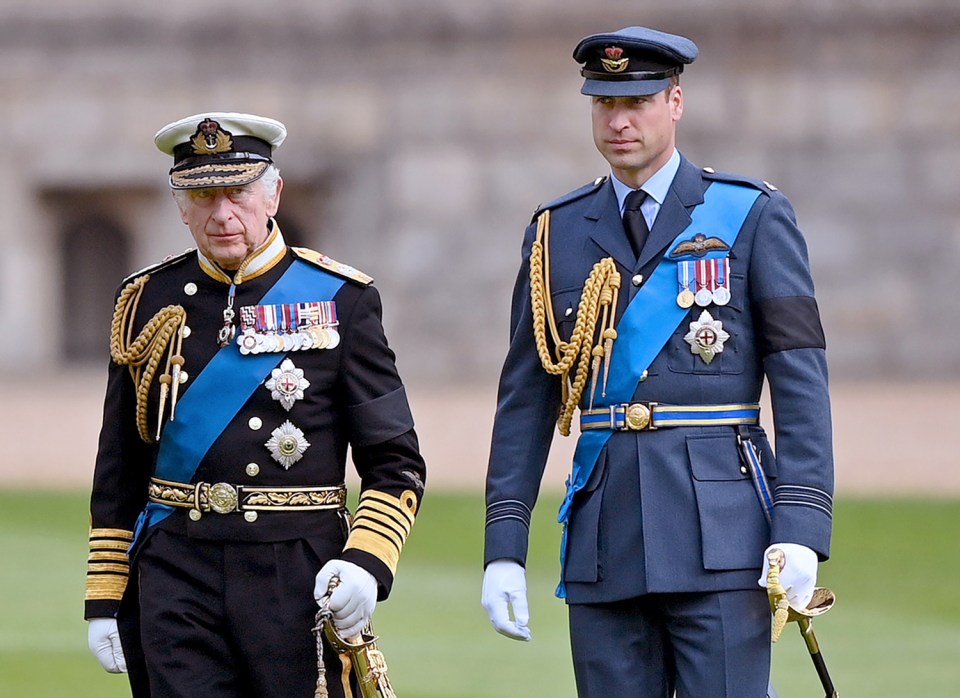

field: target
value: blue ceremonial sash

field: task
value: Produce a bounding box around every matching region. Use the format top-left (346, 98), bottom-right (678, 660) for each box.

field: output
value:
top-left (136, 259), bottom-right (345, 535)
top-left (556, 181), bottom-right (762, 597)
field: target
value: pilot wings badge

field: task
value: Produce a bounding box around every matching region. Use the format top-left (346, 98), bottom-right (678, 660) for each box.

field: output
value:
top-left (670, 233), bottom-right (730, 258)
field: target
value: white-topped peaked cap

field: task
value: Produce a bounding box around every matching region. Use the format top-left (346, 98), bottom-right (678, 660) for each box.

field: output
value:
top-left (154, 112), bottom-right (287, 189)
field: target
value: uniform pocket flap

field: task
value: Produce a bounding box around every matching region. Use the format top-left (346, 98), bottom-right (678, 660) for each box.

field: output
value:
top-left (687, 434), bottom-right (746, 482)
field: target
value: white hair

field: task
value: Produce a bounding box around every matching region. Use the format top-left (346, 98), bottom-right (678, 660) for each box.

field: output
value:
top-left (259, 164), bottom-right (281, 198)
top-left (171, 163), bottom-right (281, 205)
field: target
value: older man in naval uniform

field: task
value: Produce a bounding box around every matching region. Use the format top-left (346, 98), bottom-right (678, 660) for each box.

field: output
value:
top-left (84, 112), bottom-right (425, 697)
top-left (481, 27), bottom-right (833, 697)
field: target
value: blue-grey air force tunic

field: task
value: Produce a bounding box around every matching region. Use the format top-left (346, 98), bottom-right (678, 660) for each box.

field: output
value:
top-left (484, 154), bottom-right (833, 604)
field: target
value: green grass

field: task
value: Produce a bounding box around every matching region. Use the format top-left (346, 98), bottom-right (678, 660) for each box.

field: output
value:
top-left (1, 491), bottom-right (959, 697)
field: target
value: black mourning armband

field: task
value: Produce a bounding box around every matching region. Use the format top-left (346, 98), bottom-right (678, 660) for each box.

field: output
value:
top-left (346, 386), bottom-right (415, 447)
top-left (753, 296), bottom-right (826, 356)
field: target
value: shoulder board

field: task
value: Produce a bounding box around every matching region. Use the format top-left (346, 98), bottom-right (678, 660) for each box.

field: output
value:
top-left (532, 176), bottom-right (607, 221)
top-left (292, 247), bottom-right (374, 286)
top-left (121, 248), bottom-right (195, 284)
top-left (701, 167), bottom-right (779, 195)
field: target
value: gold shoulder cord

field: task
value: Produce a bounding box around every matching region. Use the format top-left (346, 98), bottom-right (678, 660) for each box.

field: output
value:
top-left (529, 210), bottom-right (621, 436)
top-left (109, 274), bottom-right (187, 444)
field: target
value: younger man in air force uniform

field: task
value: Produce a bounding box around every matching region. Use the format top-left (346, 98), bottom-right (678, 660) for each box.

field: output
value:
top-left (482, 27), bottom-right (833, 697)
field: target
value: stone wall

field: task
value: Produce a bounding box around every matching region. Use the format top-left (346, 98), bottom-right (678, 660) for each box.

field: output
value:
top-left (1, 1), bottom-right (957, 382)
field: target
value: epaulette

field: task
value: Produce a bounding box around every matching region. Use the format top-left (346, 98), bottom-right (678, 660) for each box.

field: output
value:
top-left (292, 247), bottom-right (374, 286)
top-left (701, 166), bottom-right (780, 195)
top-left (531, 176), bottom-right (608, 222)
top-left (121, 248), bottom-right (195, 284)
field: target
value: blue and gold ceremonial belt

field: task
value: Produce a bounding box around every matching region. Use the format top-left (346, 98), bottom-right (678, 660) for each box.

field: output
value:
top-left (580, 402), bottom-right (760, 432)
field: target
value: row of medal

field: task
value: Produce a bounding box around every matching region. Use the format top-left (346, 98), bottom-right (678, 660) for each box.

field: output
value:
top-left (676, 258), bottom-right (731, 308)
top-left (237, 301), bottom-right (340, 355)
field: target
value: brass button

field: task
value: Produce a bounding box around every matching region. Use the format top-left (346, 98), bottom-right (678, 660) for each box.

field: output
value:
top-left (639, 370), bottom-right (648, 382)
top-left (179, 371), bottom-right (189, 384)
top-left (184, 282), bottom-right (198, 296)
top-left (632, 274), bottom-right (643, 287)
top-left (248, 417), bottom-right (263, 431)
top-left (740, 466), bottom-right (748, 475)
top-left (246, 463), bottom-right (260, 477)
top-left (181, 326), bottom-right (192, 338)
top-left (188, 509), bottom-right (202, 521)
top-left (564, 307), bottom-right (573, 317)
top-left (244, 511), bottom-right (258, 523)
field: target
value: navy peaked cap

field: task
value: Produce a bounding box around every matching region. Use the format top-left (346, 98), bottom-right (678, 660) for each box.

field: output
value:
top-left (573, 27), bottom-right (699, 97)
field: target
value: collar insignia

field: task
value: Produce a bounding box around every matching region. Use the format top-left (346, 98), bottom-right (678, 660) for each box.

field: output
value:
top-left (601, 46), bottom-right (629, 73)
top-left (191, 119), bottom-right (234, 155)
top-left (670, 233), bottom-right (731, 258)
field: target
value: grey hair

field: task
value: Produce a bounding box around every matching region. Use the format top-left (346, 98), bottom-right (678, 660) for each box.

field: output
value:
top-left (171, 164), bottom-right (281, 205)
top-left (259, 164), bottom-right (281, 199)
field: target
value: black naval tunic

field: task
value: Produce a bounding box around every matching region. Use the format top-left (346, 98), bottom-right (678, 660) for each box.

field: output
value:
top-left (85, 226), bottom-right (425, 697)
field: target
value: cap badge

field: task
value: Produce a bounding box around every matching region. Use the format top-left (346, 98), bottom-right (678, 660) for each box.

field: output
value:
top-left (191, 118), bottom-right (234, 155)
top-left (684, 310), bottom-right (730, 365)
top-left (670, 233), bottom-right (731, 258)
top-left (601, 46), bottom-right (629, 73)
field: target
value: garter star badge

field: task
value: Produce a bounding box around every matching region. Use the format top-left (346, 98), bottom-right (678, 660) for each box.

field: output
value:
top-left (684, 310), bottom-right (729, 364)
top-left (265, 420), bottom-right (310, 469)
top-left (265, 359), bottom-right (310, 411)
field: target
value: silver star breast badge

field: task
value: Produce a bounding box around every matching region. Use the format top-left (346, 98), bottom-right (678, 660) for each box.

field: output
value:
top-left (265, 359), bottom-right (310, 411)
top-left (684, 309), bottom-right (730, 364)
top-left (265, 420), bottom-right (310, 469)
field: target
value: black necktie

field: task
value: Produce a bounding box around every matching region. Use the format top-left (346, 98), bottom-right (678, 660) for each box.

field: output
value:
top-left (623, 189), bottom-right (650, 260)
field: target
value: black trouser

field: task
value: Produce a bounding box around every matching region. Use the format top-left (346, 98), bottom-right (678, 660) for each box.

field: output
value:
top-left (119, 529), bottom-right (358, 698)
top-left (569, 589), bottom-right (771, 698)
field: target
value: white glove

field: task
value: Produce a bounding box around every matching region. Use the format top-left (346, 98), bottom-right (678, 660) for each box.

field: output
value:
top-left (87, 618), bottom-right (127, 673)
top-left (314, 559), bottom-right (378, 639)
top-left (758, 543), bottom-right (819, 611)
top-left (481, 559), bottom-right (532, 641)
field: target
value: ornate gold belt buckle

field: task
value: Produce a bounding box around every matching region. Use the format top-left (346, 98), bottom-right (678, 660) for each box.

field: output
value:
top-left (207, 482), bottom-right (239, 514)
top-left (624, 402), bottom-right (653, 431)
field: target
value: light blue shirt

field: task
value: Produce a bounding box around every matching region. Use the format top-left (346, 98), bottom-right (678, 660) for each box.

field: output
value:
top-left (611, 148), bottom-right (681, 230)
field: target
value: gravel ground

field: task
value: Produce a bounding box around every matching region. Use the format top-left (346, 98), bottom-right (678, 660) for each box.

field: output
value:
top-left (2, 370), bottom-right (956, 495)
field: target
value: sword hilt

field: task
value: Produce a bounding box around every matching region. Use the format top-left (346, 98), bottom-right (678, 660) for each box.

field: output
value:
top-left (766, 548), bottom-right (839, 697)
top-left (766, 548), bottom-right (790, 642)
